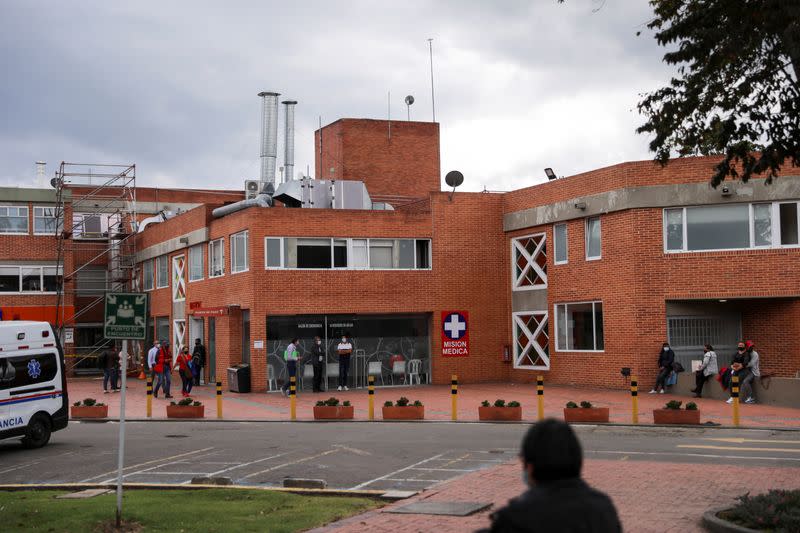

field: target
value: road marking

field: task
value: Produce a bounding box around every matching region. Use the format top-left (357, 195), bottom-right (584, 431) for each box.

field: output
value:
top-left (409, 467), bottom-right (475, 472)
top-left (240, 449), bottom-right (341, 480)
top-left (678, 445), bottom-right (800, 453)
top-left (588, 450), bottom-right (800, 462)
top-left (332, 445), bottom-right (372, 456)
top-left (206, 453), bottom-right (288, 477)
top-left (350, 453), bottom-right (446, 490)
top-left (381, 478), bottom-right (439, 483)
top-left (80, 447), bottom-right (215, 483)
top-left (0, 460), bottom-right (42, 475)
top-left (701, 437), bottom-right (800, 445)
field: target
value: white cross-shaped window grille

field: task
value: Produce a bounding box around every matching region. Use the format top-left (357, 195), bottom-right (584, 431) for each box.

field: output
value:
top-left (513, 311), bottom-right (550, 370)
top-left (173, 319), bottom-right (186, 359)
top-left (172, 255), bottom-right (186, 302)
top-left (512, 233), bottom-right (547, 290)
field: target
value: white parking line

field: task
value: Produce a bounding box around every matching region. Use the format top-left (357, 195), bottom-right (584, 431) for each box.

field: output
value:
top-left (349, 453), bottom-right (446, 490)
top-left (240, 449), bottom-right (341, 480)
top-left (80, 447), bottom-right (215, 483)
top-left (588, 450), bottom-right (800, 462)
top-left (409, 467), bottom-right (475, 472)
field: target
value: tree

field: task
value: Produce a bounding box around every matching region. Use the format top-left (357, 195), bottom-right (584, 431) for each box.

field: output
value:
top-left (636, 0), bottom-right (800, 186)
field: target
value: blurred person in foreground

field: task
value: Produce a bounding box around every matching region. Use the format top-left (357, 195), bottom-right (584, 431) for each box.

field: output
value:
top-left (480, 419), bottom-right (621, 533)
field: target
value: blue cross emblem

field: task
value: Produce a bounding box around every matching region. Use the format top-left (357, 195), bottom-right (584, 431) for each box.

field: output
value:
top-left (27, 359), bottom-right (42, 379)
top-left (443, 313), bottom-right (467, 340)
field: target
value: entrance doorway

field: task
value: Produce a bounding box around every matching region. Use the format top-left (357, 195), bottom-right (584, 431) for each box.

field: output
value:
top-left (189, 317), bottom-right (204, 383)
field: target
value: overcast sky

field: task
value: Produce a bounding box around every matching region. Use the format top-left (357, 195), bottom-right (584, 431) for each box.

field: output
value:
top-left (0, 0), bottom-right (673, 192)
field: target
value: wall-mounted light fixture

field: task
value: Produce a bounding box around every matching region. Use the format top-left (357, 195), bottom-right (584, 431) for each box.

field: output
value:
top-left (574, 201), bottom-right (587, 210)
top-left (544, 168), bottom-right (557, 181)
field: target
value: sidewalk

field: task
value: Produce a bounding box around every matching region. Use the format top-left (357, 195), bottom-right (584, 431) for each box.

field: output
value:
top-left (314, 459), bottom-right (800, 532)
top-left (66, 377), bottom-right (800, 428)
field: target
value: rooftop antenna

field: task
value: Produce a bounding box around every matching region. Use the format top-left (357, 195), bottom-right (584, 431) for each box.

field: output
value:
top-left (428, 38), bottom-right (436, 123)
top-left (35, 161), bottom-right (46, 188)
top-left (445, 170), bottom-right (463, 201)
top-left (405, 95), bottom-right (415, 121)
top-left (318, 115), bottom-right (323, 179)
top-left (387, 91), bottom-right (391, 142)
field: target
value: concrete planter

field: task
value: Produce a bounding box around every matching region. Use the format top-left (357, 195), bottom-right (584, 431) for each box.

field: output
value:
top-left (313, 405), bottom-right (354, 420)
top-left (382, 405), bottom-right (424, 420)
top-left (166, 405), bottom-right (205, 419)
top-left (563, 407), bottom-right (610, 423)
top-left (70, 405), bottom-right (108, 419)
top-left (702, 506), bottom-right (760, 533)
top-left (652, 408), bottom-right (700, 425)
top-left (478, 406), bottom-right (522, 421)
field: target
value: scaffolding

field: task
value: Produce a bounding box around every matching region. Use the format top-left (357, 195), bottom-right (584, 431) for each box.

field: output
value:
top-left (52, 162), bottom-right (139, 373)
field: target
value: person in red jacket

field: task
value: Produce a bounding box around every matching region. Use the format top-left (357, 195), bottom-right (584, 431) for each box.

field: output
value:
top-left (153, 341), bottom-right (173, 399)
top-left (175, 346), bottom-right (194, 397)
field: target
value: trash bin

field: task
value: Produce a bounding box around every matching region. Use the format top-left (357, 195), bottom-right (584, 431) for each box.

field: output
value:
top-left (227, 364), bottom-right (251, 393)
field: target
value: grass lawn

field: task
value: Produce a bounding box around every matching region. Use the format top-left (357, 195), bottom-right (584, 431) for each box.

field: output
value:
top-left (0, 488), bottom-right (382, 532)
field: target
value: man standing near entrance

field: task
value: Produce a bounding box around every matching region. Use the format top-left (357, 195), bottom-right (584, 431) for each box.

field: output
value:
top-left (281, 338), bottom-right (300, 396)
top-left (311, 336), bottom-right (325, 392)
top-left (337, 334), bottom-right (353, 391)
top-left (147, 340), bottom-right (160, 378)
top-left (192, 338), bottom-right (206, 386)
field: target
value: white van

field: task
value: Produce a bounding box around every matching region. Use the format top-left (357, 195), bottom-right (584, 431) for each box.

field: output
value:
top-left (0, 321), bottom-right (69, 448)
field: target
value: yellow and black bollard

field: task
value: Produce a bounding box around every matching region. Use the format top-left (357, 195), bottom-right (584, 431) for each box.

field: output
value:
top-left (451, 374), bottom-right (458, 421)
top-left (290, 375), bottom-right (297, 421)
top-left (368, 375), bottom-right (375, 420)
top-left (630, 376), bottom-right (639, 424)
top-left (216, 381), bottom-right (223, 419)
top-left (536, 375), bottom-right (545, 420)
top-left (146, 375), bottom-right (153, 418)
top-left (731, 375), bottom-right (740, 427)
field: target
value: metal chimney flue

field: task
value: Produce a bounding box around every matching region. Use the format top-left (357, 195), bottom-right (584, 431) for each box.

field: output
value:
top-left (258, 91), bottom-right (280, 191)
top-left (282, 100), bottom-right (297, 183)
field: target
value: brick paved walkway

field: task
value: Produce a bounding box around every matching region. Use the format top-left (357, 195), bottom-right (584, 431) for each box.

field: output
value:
top-left (67, 377), bottom-right (800, 428)
top-left (314, 459), bottom-right (800, 532)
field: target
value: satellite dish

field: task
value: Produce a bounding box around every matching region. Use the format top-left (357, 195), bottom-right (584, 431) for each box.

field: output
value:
top-left (404, 95), bottom-right (415, 106)
top-left (445, 170), bottom-right (464, 188)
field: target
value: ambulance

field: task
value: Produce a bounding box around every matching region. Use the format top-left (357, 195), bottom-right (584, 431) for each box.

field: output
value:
top-left (0, 321), bottom-right (69, 448)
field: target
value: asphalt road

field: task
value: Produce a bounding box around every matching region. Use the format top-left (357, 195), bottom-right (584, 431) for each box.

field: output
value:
top-left (1, 422), bottom-right (799, 491)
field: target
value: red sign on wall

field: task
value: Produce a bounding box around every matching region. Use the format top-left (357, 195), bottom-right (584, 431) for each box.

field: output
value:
top-left (190, 306), bottom-right (228, 317)
top-left (441, 310), bottom-right (469, 357)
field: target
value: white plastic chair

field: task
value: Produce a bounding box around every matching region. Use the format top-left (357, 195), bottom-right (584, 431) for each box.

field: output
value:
top-left (301, 364), bottom-right (314, 391)
top-left (408, 359), bottom-right (423, 385)
top-left (367, 361), bottom-right (383, 385)
top-left (267, 364), bottom-right (277, 391)
top-left (391, 360), bottom-right (406, 385)
top-left (326, 362), bottom-right (339, 391)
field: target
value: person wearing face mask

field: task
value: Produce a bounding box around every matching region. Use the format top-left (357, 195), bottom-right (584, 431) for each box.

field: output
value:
top-left (310, 335), bottom-right (325, 392)
top-left (479, 419), bottom-right (621, 533)
top-left (740, 340), bottom-right (760, 404)
top-left (336, 334), bottom-right (353, 391)
top-left (691, 344), bottom-right (718, 398)
top-left (649, 342), bottom-right (675, 394)
top-left (726, 342), bottom-right (750, 404)
top-left (281, 338), bottom-right (300, 397)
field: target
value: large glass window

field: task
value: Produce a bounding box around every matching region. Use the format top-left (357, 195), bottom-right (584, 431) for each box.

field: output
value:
top-left (264, 237), bottom-right (431, 270)
top-left (156, 255), bottom-right (168, 287)
top-left (0, 266), bottom-right (20, 292)
top-left (143, 260), bottom-right (154, 290)
top-left (189, 245), bottom-right (203, 281)
top-left (687, 204), bottom-right (749, 250)
top-left (296, 238), bottom-right (332, 268)
top-left (554, 223), bottom-right (568, 264)
top-left (779, 203), bottom-right (799, 245)
top-left (0, 265), bottom-right (60, 293)
top-left (555, 301), bottom-right (604, 351)
top-left (0, 206), bottom-right (28, 234)
top-left (34, 206), bottom-right (61, 235)
top-left (231, 231), bottom-right (249, 273)
top-left (585, 217), bottom-right (601, 260)
top-left (209, 239), bottom-right (224, 277)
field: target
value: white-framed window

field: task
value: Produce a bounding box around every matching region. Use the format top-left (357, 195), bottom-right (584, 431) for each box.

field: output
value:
top-left (263, 237), bottom-right (432, 270)
top-left (209, 238), bottom-right (224, 277)
top-left (512, 311), bottom-right (550, 370)
top-left (0, 206), bottom-right (29, 234)
top-left (142, 259), bottom-right (154, 290)
top-left (0, 265), bottom-right (61, 293)
top-left (156, 255), bottom-right (168, 288)
top-left (511, 233), bottom-right (547, 291)
top-left (231, 231), bottom-right (249, 273)
top-left (585, 217), bottom-right (601, 260)
top-left (553, 223), bottom-right (568, 264)
top-left (188, 245), bottom-right (204, 281)
top-left (664, 201), bottom-right (800, 252)
top-left (555, 301), bottom-right (604, 352)
top-left (33, 206), bottom-right (61, 235)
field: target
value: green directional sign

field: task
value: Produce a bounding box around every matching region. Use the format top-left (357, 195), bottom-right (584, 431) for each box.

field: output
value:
top-left (104, 292), bottom-right (148, 340)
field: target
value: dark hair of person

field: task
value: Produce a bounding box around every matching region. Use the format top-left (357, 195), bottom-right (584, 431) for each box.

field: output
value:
top-left (662, 342), bottom-right (670, 347)
top-left (704, 343), bottom-right (714, 351)
top-left (521, 419), bottom-right (583, 483)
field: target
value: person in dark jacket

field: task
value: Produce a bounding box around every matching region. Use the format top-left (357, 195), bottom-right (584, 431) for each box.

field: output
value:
top-left (649, 342), bottom-right (675, 394)
top-left (98, 344), bottom-right (119, 393)
top-left (191, 338), bottom-right (206, 386)
top-left (310, 336), bottom-right (325, 392)
top-left (726, 341), bottom-right (750, 404)
top-left (480, 419), bottom-right (621, 533)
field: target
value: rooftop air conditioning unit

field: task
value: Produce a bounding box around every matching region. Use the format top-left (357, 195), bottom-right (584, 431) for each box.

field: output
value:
top-left (244, 180), bottom-right (260, 200)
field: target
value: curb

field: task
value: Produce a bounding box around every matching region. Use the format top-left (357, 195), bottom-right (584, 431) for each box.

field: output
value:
top-left (702, 506), bottom-right (759, 533)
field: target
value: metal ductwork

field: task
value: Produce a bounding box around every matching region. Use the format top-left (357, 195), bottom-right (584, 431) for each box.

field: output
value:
top-left (282, 100), bottom-right (297, 183)
top-left (211, 194), bottom-right (272, 218)
top-left (258, 91), bottom-right (280, 192)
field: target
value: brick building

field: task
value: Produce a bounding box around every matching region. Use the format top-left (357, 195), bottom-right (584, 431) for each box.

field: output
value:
top-left (3, 117), bottom-right (799, 393)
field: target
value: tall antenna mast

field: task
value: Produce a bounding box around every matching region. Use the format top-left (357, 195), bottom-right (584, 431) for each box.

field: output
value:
top-left (387, 91), bottom-right (391, 141)
top-left (428, 38), bottom-right (436, 123)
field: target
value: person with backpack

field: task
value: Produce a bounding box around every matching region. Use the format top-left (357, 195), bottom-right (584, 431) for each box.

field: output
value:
top-left (740, 340), bottom-right (761, 404)
top-left (98, 343), bottom-right (119, 393)
top-left (153, 340), bottom-right (173, 399)
top-left (281, 338), bottom-right (300, 396)
top-left (691, 344), bottom-right (718, 398)
top-left (191, 338), bottom-right (206, 386)
top-left (174, 346), bottom-right (194, 397)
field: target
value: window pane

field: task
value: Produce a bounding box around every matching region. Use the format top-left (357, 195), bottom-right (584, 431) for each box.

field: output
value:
top-left (398, 239), bottom-right (414, 268)
top-left (333, 239), bottom-right (347, 268)
top-left (21, 267), bottom-right (41, 291)
top-left (210, 240), bottom-right (224, 276)
top-left (143, 260), bottom-right (154, 289)
top-left (0, 206), bottom-right (28, 233)
top-left (686, 204), bottom-right (749, 250)
top-left (43, 266), bottom-right (61, 292)
top-left (352, 239), bottom-right (368, 268)
top-left (779, 203), bottom-right (799, 245)
top-left (752, 204), bottom-right (772, 247)
top-left (189, 246), bottom-right (203, 280)
top-left (297, 238), bottom-right (331, 268)
top-left (266, 238), bottom-right (282, 267)
top-left (554, 224), bottom-right (567, 262)
top-left (415, 240), bottom-right (430, 269)
top-left (232, 232), bottom-right (248, 272)
top-left (369, 240), bottom-right (393, 269)
top-left (586, 217), bottom-right (601, 258)
top-left (567, 302), bottom-right (595, 350)
top-left (157, 255), bottom-right (169, 286)
top-left (594, 302), bottom-right (604, 350)
top-left (34, 207), bottom-right (60, 234)
top-left (665, 209), bottom-right (684, 250)
top-left (556, 304), bottom-right (567, 350)
top-left (0, 266), bottom-right (20, 292)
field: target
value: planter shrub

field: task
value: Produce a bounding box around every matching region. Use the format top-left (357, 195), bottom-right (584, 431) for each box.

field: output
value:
top-left (563, 400), bottom-right (610, 423)
top-left (652, 400), bottom-right (700, 425)
top-left (71, 398), bottom-right (108, 419)
top-left (718, 489), bottom-right (800, 531)
top-left (313, 397), bottom-right (354, 419)
top-left (167, 398), bottom-right (205, 419)
top-left (478, 399), bottom-right (522, 421)
top-left (382, 397), bottom-right (424, 420)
